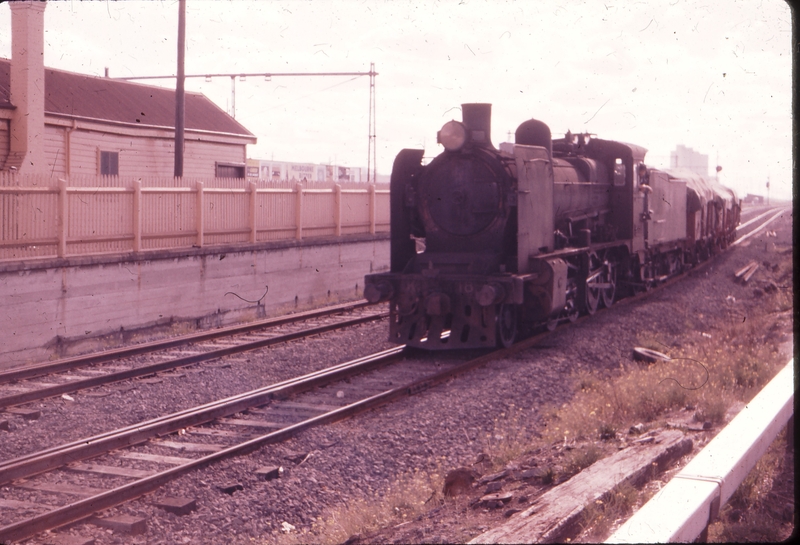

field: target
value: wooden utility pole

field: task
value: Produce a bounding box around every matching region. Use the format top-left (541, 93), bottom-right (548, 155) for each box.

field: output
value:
top-left (174, 0), bottom-right (186, 177)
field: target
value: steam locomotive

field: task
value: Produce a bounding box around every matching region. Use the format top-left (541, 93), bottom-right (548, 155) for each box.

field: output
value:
top-left (364, 104), bottom-right (739, 349)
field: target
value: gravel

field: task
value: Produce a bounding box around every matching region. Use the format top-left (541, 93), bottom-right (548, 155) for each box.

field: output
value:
top-left (5, 208), bottom-right (793, 545)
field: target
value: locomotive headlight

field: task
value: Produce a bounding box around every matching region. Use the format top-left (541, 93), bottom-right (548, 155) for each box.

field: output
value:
top-left (437, 121), bottom-right (468, 152)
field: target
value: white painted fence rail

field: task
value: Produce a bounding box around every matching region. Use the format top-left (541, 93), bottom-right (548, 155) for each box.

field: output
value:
top-left (607, 358), bottom-right (794, 543)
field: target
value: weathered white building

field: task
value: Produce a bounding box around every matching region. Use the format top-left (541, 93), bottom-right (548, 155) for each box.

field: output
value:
top-left (245, 158), bottom-right (372, 184)
top-left (0, 2), bottom-right (256, 180)
top-left (669, 144), bottom-right (709, 177)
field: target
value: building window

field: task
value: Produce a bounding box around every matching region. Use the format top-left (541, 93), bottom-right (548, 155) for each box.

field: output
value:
top-left (215, 162), bottom-right (245, 178)
top-left (100, 151), bottom-right (119, 175)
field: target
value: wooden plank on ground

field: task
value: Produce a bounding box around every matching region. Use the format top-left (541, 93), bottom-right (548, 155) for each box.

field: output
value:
top-left (120, 452), bottom-right (195, 465)
top-left (20, 382), bottom-right (59, 389)
top-left (276, 401), bottom-right (343, 412)
top-left (72, 369), bottom-right (108, 376)
top-left (47, 535), bottom-right (96, 545)
top-left (188, 427), bottom-right (250, 438)
top-left (469, 430), bottom-right (693, 544)
top-left (0, 497), bottom-right (48, 510)
top-left (17, 481), bottom-right (108, 497)
top-left (221, 418), bottom-right (285, 429)
top-left (4, 407), bottom-right (41, 419)
top-left (734, 260), bottom-right (758, 278)
top-left (156, 440), bottom-right (224, 453)
top-left (68, 463), bottom-right (156, 479)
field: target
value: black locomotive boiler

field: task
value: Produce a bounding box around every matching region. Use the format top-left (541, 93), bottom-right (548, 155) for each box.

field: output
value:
top-left (364, 103), bottom-right (739, 349)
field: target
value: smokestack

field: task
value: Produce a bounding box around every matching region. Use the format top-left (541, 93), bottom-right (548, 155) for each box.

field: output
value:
top-left (461, 103), bottom-right (493, 148)
top-left (9, 1), bottom-right (47, 173)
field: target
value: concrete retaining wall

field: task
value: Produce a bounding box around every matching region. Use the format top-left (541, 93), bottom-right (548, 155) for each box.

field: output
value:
top-left (0, 234), bottom-right (389, 369)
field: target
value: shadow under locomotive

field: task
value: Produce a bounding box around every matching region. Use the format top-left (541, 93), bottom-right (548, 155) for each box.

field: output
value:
top-left (365, 104), bottom-right (739, 349)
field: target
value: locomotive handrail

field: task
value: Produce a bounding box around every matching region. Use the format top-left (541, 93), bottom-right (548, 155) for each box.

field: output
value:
top-left (607, 358), bottom-right (794, 543)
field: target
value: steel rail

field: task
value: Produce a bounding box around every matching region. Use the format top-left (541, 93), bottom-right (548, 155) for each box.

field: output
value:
top-left (0, 311), bottom-right (387, 409)
top-left (731, 206), bottom-right (788, 247)
top-left (0, 300), bottom-right (374, 385)
top-left (735, 207), bottom-right (780, 232)
top-left (0, 346), bottom-right (405, 487)
top-left (0, 333), bottom-right (554, 542)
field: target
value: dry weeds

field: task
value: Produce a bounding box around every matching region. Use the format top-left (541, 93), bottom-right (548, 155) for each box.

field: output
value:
top-left (272, 468), bottom-right (445, 545)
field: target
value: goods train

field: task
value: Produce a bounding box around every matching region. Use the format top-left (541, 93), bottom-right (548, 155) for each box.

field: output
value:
top-left (364, 104), bottom-right (739, 349)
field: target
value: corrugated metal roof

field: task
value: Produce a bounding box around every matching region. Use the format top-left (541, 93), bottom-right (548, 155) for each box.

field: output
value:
top-left (0, 58), bottom-right (254, 138)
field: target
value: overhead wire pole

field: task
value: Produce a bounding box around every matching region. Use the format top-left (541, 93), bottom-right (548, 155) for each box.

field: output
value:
top-left (174, 0), bottom-right (186, 178)
top-left (119, 67), bottom-right (378, 178)
top-left (367, 62), bottom-right (376, 182)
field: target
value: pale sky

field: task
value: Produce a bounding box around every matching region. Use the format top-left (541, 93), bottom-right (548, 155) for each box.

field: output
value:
top-left (0, 0), bottom-right (793, 199)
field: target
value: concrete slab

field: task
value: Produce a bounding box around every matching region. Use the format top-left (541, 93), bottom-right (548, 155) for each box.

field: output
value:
top-left (90, 515), bottom-right (147, 535)
top-left (153, 497), bottom-right (197, 516)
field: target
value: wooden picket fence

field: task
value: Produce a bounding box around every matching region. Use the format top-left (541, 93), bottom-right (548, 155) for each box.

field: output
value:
top-left (0, 172), bottom-right (389, 261)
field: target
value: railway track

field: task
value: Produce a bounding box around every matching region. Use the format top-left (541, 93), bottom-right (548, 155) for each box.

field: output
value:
top-left (0, 331), bottom-right (551, 542)
top-left (0, 301), bottom-right (386, 410)
top-left (0, 208), bottom-right (786, 542)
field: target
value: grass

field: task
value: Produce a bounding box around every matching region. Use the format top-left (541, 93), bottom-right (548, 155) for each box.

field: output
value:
top-left (577, 480), bottom-right (640, 541)
top-left (272, 468), bottom-right (446, 545)
top-left (541, 307), bottom-right (788, 445)
top-left (707, 431), bottom-right (792, 543)
top-left (481, 404), bottom-right (538, 470)
top-left (564, 443), bottom-right (603, 475)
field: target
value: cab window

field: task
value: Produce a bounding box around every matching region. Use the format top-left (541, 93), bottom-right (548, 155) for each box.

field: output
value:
top-left (613, 158), bottom-right (626, 186)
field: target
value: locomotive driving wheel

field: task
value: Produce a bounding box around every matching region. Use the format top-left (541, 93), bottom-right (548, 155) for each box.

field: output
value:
top-left (565, 278), bottom-right (580, 323)
top-left (585, 252), bottom-right (602, 315)
top-left (496, 303), bottom-right (518, 348)
top-left (601, 261), bottom-right (616, 308)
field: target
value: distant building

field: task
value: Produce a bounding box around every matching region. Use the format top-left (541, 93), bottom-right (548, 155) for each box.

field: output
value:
top-left (670, 145), bottom-right (708, 177)
top-left (246, 158), bottom-right (389, 184)
top-left (742, 193), bottom-right (765, 204)
top-left (0, 2), bottom-right (256, 179)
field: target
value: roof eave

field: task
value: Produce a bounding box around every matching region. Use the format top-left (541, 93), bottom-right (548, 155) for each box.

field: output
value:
top-left (45, 111), bottom-right (257, 143)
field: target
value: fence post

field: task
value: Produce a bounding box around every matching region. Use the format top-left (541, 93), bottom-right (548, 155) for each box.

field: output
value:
top-left (334, 183), bottom-right (342, 237)
top-left (249, 181), bottom-right (258, 243)
top-left (196, 180), bottom-right (204, 247)
top-left (295, 182), bottom-right (303, 240)
top-left (133, 180), bottom-right (142, 252)
top-left (58, 178), bottom-right (68, 258)
top-left (368, 183), bottom-right (376, 235)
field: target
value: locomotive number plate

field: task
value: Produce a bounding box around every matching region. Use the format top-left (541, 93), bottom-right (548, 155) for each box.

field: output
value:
top-left (458, 282), bottom-right (475, 294)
